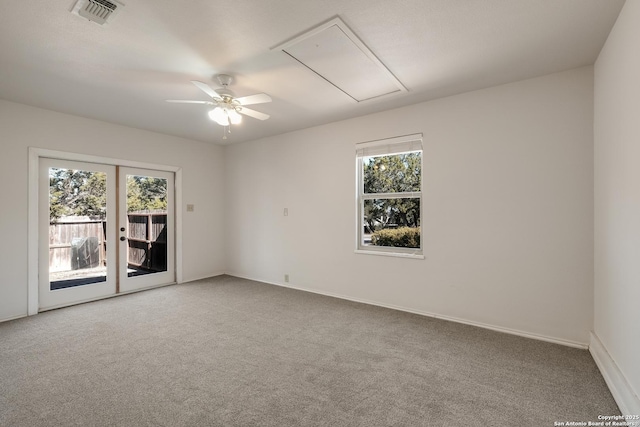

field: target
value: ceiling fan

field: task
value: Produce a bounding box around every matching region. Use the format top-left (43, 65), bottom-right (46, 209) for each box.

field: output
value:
top-left (167, 74), bottom-right (271, 138)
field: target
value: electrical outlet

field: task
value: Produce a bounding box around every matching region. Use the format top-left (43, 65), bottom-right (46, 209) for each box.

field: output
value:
top-left (284, 208), bottom-right (288, 216)
top-left (284, 274), bottom-right (289, 283)
top-left (186, 204), bottom-right (195, 212)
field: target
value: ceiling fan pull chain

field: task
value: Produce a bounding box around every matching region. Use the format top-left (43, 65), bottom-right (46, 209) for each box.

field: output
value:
top-left (221, 124), bottom-right (232, 140)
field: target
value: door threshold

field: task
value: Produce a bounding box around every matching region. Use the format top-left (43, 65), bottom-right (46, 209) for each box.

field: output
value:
top-left (39, 281), bottom-right (177, 313)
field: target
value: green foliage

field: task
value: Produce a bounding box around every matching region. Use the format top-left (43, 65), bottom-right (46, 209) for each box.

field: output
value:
top-left (49, 169), bottom-right (107, 221)
top-left (371, 227), bottom-right (420, 248)
top-left (364, 152), bottom-right (421, 194)
top-left (48, 168), bottom-right (168, 221)
top-left (126, 175), bottom-right (167, 213)
top-left (363, 152), bottom-right (421, 233)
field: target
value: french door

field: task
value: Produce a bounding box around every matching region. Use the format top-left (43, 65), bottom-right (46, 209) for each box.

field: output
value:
top-left (38, 159), bottom-right (175, 310)
top-left (118, 167), bottom-right (174, 293)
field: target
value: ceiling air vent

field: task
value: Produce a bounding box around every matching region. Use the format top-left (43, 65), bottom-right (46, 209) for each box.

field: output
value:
top-left (71, 0), bottom-right (123, 26)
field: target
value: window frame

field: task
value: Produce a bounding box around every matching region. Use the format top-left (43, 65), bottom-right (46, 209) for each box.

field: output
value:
top-left (355, 134), bottom-right (424, 259)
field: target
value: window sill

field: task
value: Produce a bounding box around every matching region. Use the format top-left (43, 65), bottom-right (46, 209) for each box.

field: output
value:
top-left (354, 249), bottom-right (425, 260)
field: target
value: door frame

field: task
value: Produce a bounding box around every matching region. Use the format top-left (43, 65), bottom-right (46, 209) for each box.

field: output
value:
top-left (28, 147), bottom-right (183, 315)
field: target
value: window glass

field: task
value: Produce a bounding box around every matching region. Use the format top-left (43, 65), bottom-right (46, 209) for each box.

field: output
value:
top-left (356, 135), bottom-right (423, 256)
top-left (363, 152), bottom-right (421, 194)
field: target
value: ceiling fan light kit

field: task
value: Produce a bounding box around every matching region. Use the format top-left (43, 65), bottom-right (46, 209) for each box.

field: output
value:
top-left (166, 74), bottom-right (271, 140)
top-left (208, 107), bottom-right (242, 126)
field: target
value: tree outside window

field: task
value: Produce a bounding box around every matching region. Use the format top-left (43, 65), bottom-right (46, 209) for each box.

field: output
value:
top-left (356, 135), bottom-right (423, 256)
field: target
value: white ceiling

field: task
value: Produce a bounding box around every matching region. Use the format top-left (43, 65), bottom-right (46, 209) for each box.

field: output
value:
top-left (0, 0), bottom-right (625, 145)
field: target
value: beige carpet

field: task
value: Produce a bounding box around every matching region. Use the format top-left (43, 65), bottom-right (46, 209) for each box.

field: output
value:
top-left (0, 275), bottom-right (619, 426)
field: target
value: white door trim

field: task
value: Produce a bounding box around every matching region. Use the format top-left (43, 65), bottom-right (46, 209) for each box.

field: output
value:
top-left (28, 147), bottom-right (184, 315)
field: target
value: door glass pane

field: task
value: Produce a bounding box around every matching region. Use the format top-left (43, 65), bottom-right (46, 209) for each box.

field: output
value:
top-left (126, 175), bottom-right (168, 277)
top-left (48, 168), bottom-right (107, 290)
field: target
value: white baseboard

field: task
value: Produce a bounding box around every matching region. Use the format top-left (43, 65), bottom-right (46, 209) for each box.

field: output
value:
top-left (590, 332), bottom-right (640, 416)
top-left (0, 313), bottom-right (28, 323)
top-left (180, 271), bottom-right (226, 284)
top-left (225, 272), bottom-right (588, 349)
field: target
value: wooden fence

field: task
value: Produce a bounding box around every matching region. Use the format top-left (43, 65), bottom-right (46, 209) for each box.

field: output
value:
top-left (49, 212), bottom-right (167, 273)
top-left (49, 220), bottom-right (106, 273)
top-left (126, 212), bottom-right (167, 272)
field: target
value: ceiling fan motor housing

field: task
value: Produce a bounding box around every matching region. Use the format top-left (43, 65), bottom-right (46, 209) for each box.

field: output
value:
top-left (216, 74), bottom-right (233, 87)
top-left (215, 74), bottom-right (236, 98)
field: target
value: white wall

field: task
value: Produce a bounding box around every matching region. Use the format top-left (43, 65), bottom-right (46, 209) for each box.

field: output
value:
top-left (225, 67), bottom-right (595, 346)
top-left (0, 99), bottom-right (226, 322)
top-left (594, 0), bottom-right (640, 415)
top-left (0, 65), bottom-right (600, 350)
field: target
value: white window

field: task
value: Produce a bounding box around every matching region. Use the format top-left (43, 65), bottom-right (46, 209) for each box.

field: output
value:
top-left (356, 134), bottom-right (423, 258)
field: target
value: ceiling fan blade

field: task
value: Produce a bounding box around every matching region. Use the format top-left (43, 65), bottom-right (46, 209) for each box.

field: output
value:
top-left (239, 107), bottom-right (270, 121)
top-left (166, 100), bottom-right (214, 105)
top-left (235, 93), bottom-right (272, 106)
top-left (191, 80), bottom-right (221, 100)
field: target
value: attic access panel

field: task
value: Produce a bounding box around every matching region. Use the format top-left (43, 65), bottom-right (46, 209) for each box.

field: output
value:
top-left (275, 17), bottom-right (407, 102)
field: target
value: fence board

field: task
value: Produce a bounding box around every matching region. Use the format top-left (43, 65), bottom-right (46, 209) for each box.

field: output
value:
top-left (126, 212), bottom-right (167, 272)
top-left (49, 221), bottom-right (106, 273)
top-left (48, 214), bottom-right (167, 274)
